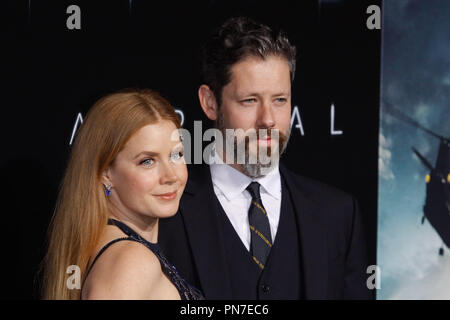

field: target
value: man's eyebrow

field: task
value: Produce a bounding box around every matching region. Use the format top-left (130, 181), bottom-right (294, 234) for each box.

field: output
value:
top-left (272, 91), bottom-right (290, 96)
top-left (133, 151), bottom-right (159, 159)
top-left (236, 91), bottom-right (290, 98)
top-left (242, 92), bottom-right (260, 97)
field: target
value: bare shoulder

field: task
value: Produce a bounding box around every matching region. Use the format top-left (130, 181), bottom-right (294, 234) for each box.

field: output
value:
top-left (82, 240), bottom-right (163, 300)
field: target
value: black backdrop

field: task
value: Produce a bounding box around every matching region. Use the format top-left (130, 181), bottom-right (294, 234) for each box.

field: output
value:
top-left (1, 0), bottom-right (381, 299)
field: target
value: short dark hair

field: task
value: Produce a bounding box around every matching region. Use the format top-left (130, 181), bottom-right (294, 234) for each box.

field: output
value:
top-left (201, 16), bottom-right (297, 106)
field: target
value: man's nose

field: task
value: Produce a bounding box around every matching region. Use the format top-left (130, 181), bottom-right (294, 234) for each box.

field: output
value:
top-left (257, 102), bottom-right (275, 128)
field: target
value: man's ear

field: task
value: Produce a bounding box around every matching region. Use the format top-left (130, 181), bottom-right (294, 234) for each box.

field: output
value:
top-left (198, 85), bottom-right (218, 121)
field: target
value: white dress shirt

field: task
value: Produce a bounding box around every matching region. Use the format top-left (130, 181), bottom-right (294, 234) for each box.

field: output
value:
top-left (209, 161), bottom-right (282, 251)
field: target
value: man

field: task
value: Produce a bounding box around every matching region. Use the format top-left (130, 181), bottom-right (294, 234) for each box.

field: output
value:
top-left (159, 17), bottom-right (372, 299)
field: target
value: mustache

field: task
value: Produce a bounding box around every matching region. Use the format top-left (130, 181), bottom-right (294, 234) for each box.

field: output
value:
top-left (242, 128), bottom-right (289, 146)
top-left (255, 128), bottom-right (277, 139)
top-left (215, 112), bottom-right (291, 156)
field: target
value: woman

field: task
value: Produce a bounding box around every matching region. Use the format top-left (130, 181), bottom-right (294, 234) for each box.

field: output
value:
top-left (41, 89), bottom-right (203, 300)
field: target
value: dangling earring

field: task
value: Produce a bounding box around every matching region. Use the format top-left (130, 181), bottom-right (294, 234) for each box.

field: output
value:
top-left (105, 184), bottom-right (112, 197)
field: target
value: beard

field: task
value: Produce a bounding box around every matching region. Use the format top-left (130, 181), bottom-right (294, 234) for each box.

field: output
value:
top-left (215, 111), bottom-right (291, 178)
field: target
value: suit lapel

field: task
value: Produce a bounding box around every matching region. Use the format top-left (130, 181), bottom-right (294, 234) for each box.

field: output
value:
top-left (179, 165), bottom-right (233, 299)
top-left (280, 165), bottom-right (329, 299)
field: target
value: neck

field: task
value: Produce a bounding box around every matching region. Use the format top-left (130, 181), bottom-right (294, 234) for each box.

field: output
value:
top-left (109, 203), bottom-right (159, 243)
top-left (213, 144), bottom-right (248, 176)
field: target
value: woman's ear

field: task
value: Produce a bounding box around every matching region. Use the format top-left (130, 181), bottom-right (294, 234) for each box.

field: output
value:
top-left (101, 167), bottom-right (113, 188)
top-left (198, 85), bottom-right (218, 121)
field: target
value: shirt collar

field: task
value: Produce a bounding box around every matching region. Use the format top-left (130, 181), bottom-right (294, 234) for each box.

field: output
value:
top-left (255, 165), bottom-right (281, 200)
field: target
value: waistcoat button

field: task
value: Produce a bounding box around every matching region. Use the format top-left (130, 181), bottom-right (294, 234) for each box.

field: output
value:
top-left (262, 284), bottom-right (271, 293)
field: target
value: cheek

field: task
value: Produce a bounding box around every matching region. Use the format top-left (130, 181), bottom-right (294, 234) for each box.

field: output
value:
top-left (115, 168), bottom-right (158, 195)
top-left (133, 173), bottom-right (159, 193)
top-left (176, 164), bottom-right (188, 186)
top-left (277, 107), bottom-right (292, 131)
top-left (227, 107), bottom-right (256, 130)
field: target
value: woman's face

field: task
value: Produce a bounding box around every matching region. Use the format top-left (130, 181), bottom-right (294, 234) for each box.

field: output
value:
top-left (104, 120), bottom-right (187, 220)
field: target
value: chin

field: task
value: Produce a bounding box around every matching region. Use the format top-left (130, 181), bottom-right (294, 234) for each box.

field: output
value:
top-left (248, 147), bottom-right (280, 163)
top-left (154, 206), bottom-right (179, 219)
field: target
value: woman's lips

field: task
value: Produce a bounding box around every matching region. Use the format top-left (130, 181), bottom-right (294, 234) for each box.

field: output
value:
top-left (154, 191), bottom-right (177, 201)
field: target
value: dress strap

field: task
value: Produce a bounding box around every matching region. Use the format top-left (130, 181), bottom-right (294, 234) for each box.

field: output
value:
top-left (107, 218), bottom-right (160, 251)
top-left (107, 218), bottom-right (140, 237)
top-left (85, 219), bottom-right (143, 274)
top-left (82, 236), bottom-right (139, 296)
top-left (85, 219), bottom-right (156, 276)
top-left (84, 237), bottom-right (138, 279)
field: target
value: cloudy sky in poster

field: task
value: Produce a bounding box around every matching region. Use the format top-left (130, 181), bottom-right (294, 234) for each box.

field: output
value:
top-left (378, 0), bottom-right (450, 299)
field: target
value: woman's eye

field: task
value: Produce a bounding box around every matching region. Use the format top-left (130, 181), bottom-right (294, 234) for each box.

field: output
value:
top-left (141, 158), bottom-right (154, 167)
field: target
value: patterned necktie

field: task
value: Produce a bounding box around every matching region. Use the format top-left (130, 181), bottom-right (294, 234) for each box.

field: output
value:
top-left (246, 181), bottom-right (272, 270)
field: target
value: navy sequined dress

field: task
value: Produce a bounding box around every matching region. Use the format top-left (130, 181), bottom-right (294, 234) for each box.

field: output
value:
top-left (84, 218), bottom-right (204, 300)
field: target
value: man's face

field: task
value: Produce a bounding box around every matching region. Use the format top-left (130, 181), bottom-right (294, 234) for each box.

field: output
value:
top-left (216, 55), bottom-right (292, 176)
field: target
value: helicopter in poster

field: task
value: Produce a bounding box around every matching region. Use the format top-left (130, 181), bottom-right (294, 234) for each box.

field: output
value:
top-left (386, 101), bottom-right (450, 256)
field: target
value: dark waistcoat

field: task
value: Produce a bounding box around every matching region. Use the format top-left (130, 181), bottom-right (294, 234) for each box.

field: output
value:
top-left (216, 177), bottom-right (303, 299)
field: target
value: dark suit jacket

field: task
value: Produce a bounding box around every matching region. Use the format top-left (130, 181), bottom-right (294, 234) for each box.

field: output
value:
top-left (158, 163), bottom-right (373, 300)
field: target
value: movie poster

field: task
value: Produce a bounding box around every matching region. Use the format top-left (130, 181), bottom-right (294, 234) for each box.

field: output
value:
top-left (377, 0), bottom-right (450, 299)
